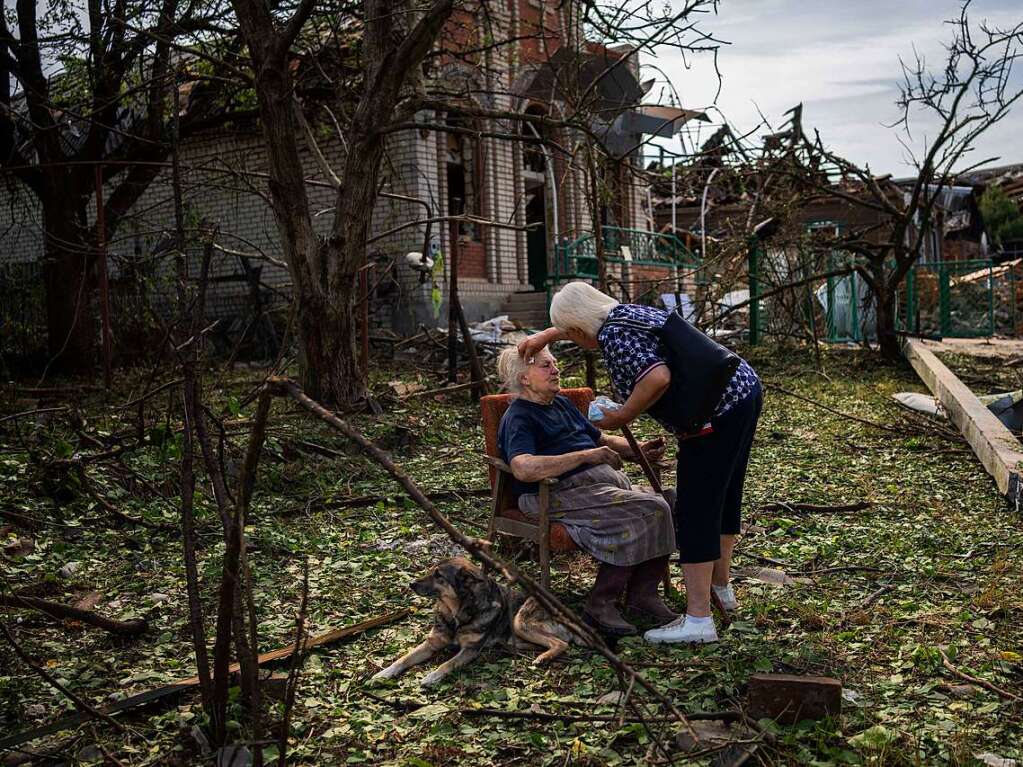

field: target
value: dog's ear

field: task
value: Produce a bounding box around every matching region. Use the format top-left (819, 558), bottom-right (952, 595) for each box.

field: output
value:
top-left (458, 564), bottom-right (501, 606)
top-left (437, 562), bottom-right (464, 591)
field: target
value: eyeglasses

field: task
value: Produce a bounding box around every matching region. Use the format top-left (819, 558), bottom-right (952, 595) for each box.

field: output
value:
top-left (528, 357), bottom-right (559, 372)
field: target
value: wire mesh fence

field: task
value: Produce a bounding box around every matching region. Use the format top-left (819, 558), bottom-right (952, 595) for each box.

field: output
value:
top-left (747, 248), bottom-right (1008, 346)
top-left (0, 261), bottom-right (48, 371)
top-left (0, 247), bottom-right (294, 374)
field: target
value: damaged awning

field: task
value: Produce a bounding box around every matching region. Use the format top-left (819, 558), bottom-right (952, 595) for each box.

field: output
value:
top-left (517, 47), bottom-right (707, 157)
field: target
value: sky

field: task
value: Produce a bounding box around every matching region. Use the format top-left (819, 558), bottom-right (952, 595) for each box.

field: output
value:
top-left (648, 0), bottom-right (1023, 175)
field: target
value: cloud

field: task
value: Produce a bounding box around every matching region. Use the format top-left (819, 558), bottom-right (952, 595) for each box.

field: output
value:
top-left (647, 0), bottom-right (1023, 172)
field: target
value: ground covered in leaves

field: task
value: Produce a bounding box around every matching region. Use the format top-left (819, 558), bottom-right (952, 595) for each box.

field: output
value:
top-left (1, 346), bottom-right (1021, 765)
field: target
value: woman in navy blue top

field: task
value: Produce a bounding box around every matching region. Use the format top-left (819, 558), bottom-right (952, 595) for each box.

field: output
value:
top-left (518, 281), bottom-right (763, 645)
top-left (495, 346), bottom-right (678, 637)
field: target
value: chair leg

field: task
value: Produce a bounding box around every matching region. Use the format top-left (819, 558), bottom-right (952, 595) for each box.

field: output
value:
top-left (539, 482), bottom-right (551, 590)
top-left (483, 476), bottom-right (506, 575)
top-left (661, 559), bottom-right (671, 597)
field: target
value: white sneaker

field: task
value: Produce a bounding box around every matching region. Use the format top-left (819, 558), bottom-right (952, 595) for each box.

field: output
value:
top-left (712, 583), bottom-right (738, 612)
top-left (643, 615), bottom-right (719, 644)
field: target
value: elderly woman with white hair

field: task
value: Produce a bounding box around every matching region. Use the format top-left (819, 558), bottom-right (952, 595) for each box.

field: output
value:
top-left (495, 345), bottom-right (677, 638)
top-left (518, 281), bottom-right (762, 645)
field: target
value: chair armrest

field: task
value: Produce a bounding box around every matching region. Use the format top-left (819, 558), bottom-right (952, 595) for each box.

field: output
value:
top-left (483, 455), bottom-right (557, 486)
top-left (483, 455), bottom-right (513, 473)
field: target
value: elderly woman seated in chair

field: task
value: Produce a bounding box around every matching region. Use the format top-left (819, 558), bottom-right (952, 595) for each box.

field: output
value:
top-left (495, 346), bottom-right (677, 637)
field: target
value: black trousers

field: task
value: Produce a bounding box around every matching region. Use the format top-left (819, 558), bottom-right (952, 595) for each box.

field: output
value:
top-left (674, 385), bottom-right (763, 564)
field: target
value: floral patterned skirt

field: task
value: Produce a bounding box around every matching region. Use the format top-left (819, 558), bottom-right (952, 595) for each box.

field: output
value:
top-left (518, 464), bottom-right (676, 566)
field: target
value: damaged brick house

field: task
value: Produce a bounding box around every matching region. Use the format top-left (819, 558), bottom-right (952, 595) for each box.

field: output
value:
top-left (0, 2), bottom-right (702, 360)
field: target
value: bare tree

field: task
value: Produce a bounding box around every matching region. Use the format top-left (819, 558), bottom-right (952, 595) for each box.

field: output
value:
top-left (668, 3), bottom-right (1022, 359)
top-left (227, 0), bottom-right (721, 407)
top-left (796, 2), bottom-right (1023, 358)
top-left (0, 0), bottom-right (249, 372)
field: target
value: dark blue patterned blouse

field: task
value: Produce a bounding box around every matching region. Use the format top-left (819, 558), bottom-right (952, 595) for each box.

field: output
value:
top-left (595, 304), bottom-right (759, 431)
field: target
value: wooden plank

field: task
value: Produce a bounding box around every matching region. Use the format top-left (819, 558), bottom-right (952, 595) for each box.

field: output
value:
top-left (903, 338), bottom-right (1023, 511)
top-left (747, 673), bottom-right (842, 724)
top-left (494, 517), bottom-right (539, 543)
top-left (0, 609), bottom-right (409, 751)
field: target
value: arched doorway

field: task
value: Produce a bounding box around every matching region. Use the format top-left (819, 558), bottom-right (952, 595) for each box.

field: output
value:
top-left (522, 104), bottom-right (549, 291)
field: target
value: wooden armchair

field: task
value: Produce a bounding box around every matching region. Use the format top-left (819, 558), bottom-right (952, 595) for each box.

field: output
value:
top-left (480, 387), bottom-right (595, 589)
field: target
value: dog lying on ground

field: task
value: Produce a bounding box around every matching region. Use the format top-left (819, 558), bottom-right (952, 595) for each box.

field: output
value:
top-left (371, 557), bottom-right (581, 687)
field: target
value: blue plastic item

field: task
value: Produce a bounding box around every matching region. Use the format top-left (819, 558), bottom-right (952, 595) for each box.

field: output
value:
top-left (588, 395), bottom-right (622, 422)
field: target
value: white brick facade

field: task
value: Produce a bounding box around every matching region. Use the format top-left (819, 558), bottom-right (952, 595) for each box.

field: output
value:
top-left (0, 1), bottom-right (657, 338)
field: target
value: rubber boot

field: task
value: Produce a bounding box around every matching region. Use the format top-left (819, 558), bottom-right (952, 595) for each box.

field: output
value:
top-left (624, 556), bottom-right (679, 625)
top-left (583, 562), bottom-right (637, 637)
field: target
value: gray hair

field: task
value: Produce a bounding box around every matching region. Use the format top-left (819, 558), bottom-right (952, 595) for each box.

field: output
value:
top-left (497, 346), bottom-right (530, 393)
top-left (549, 281), bottom-right (619, 337)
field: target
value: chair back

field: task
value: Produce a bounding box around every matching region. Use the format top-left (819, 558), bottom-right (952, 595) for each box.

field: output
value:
top-left (480, 387), bottom-right (595, 492)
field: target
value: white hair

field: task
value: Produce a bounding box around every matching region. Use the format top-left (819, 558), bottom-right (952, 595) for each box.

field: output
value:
top-left (549, 281), bottom-right (619, 337)
top-left (497, 346), bottom-right (531, 393)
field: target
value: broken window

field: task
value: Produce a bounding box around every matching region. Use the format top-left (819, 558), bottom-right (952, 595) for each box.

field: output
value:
top-left (446, 116), bottom-right (483, 241)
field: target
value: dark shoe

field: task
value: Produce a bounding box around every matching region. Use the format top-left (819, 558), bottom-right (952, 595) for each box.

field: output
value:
top-left (584, 562), bottom-right (637, 637)
top-left (625, 556), bottom-right (680, 626)
top-left (583, 603), bottom-right (638, 636)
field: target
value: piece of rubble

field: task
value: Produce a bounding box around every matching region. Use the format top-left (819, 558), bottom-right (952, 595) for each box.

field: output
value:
top-left (903, 339), bottom-right (1023, 510)
top-left (747, 673), bottom-right (842, 724)
top-left (3, 538), bottom-right (34, 558)
top-left (892, 392), bottom-right (944, 417)
top-left (387, 380), bottom-right (425, 397)
top-left (58, 561), bottom-right (81, 578)
top-left (73, 591), bottom-right (104, 611)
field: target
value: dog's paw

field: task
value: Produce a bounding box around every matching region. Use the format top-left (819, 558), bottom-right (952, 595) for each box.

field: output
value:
top-left (419, 670), bottom-right (447, 687)
top-left (370, 666), bottom-right (401, 682)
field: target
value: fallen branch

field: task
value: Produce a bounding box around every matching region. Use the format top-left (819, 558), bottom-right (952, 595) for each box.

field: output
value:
top-left (399, 378), bottom-right (496, 400)
top-left (765, 384), bottom-right (925, 436)
top-left (75, 465), bottom-right (170, 531)
top-left (267, 376), bottom-right (699, 752)
top-left (321, 487), bottom-right (491, 510)
top-left (0, 609), bottom-right (409, 752)
top-left (800, 566), bottom-right (883, 576)
top-left (857, 584), bottom-right (893, 610)
top-left (938, 649), bottom-right (1021, 702)
top-left (0, 406), bottom-right (70, 426)
top-left (0, 594), bottom-right (148, 637)
top-left (0, 621), bottom-right (128, 735)
top-left (759, 500), bottom-right (872, 514)
top-left (364, 691), bottom-right (741, 724)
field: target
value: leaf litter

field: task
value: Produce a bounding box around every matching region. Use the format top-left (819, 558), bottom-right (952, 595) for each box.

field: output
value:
top-left (0, 346), bottom-right (1021, 765)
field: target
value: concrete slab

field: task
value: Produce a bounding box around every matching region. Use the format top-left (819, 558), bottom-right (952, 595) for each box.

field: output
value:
top-left (916, 337), bottom-right (1023, 361)
top-left (904, 338), bottom-right (1023, 512)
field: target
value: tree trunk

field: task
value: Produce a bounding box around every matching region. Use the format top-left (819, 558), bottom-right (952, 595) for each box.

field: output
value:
top-left (873, 270), bottom-right (901, 360)
top-left (40, 202), bottom-right (94, 371)
top-left (876, 290), bottom-right (900, 360)
top-left (296, 279), bottom-right (363, 407)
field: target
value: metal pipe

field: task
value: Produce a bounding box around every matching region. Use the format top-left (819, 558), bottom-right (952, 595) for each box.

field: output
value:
top-left (671, 159), bottom-right (677, 234)
top-left (700, 166), bottom-right (721, 261)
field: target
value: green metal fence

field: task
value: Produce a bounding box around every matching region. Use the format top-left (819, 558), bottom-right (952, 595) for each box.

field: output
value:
top-left (551, 226), bottom-right (700, 286)
top-left (747, 245), bottom-right (999, 345)
top-left (902, 259), bottom-right (995, 338)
